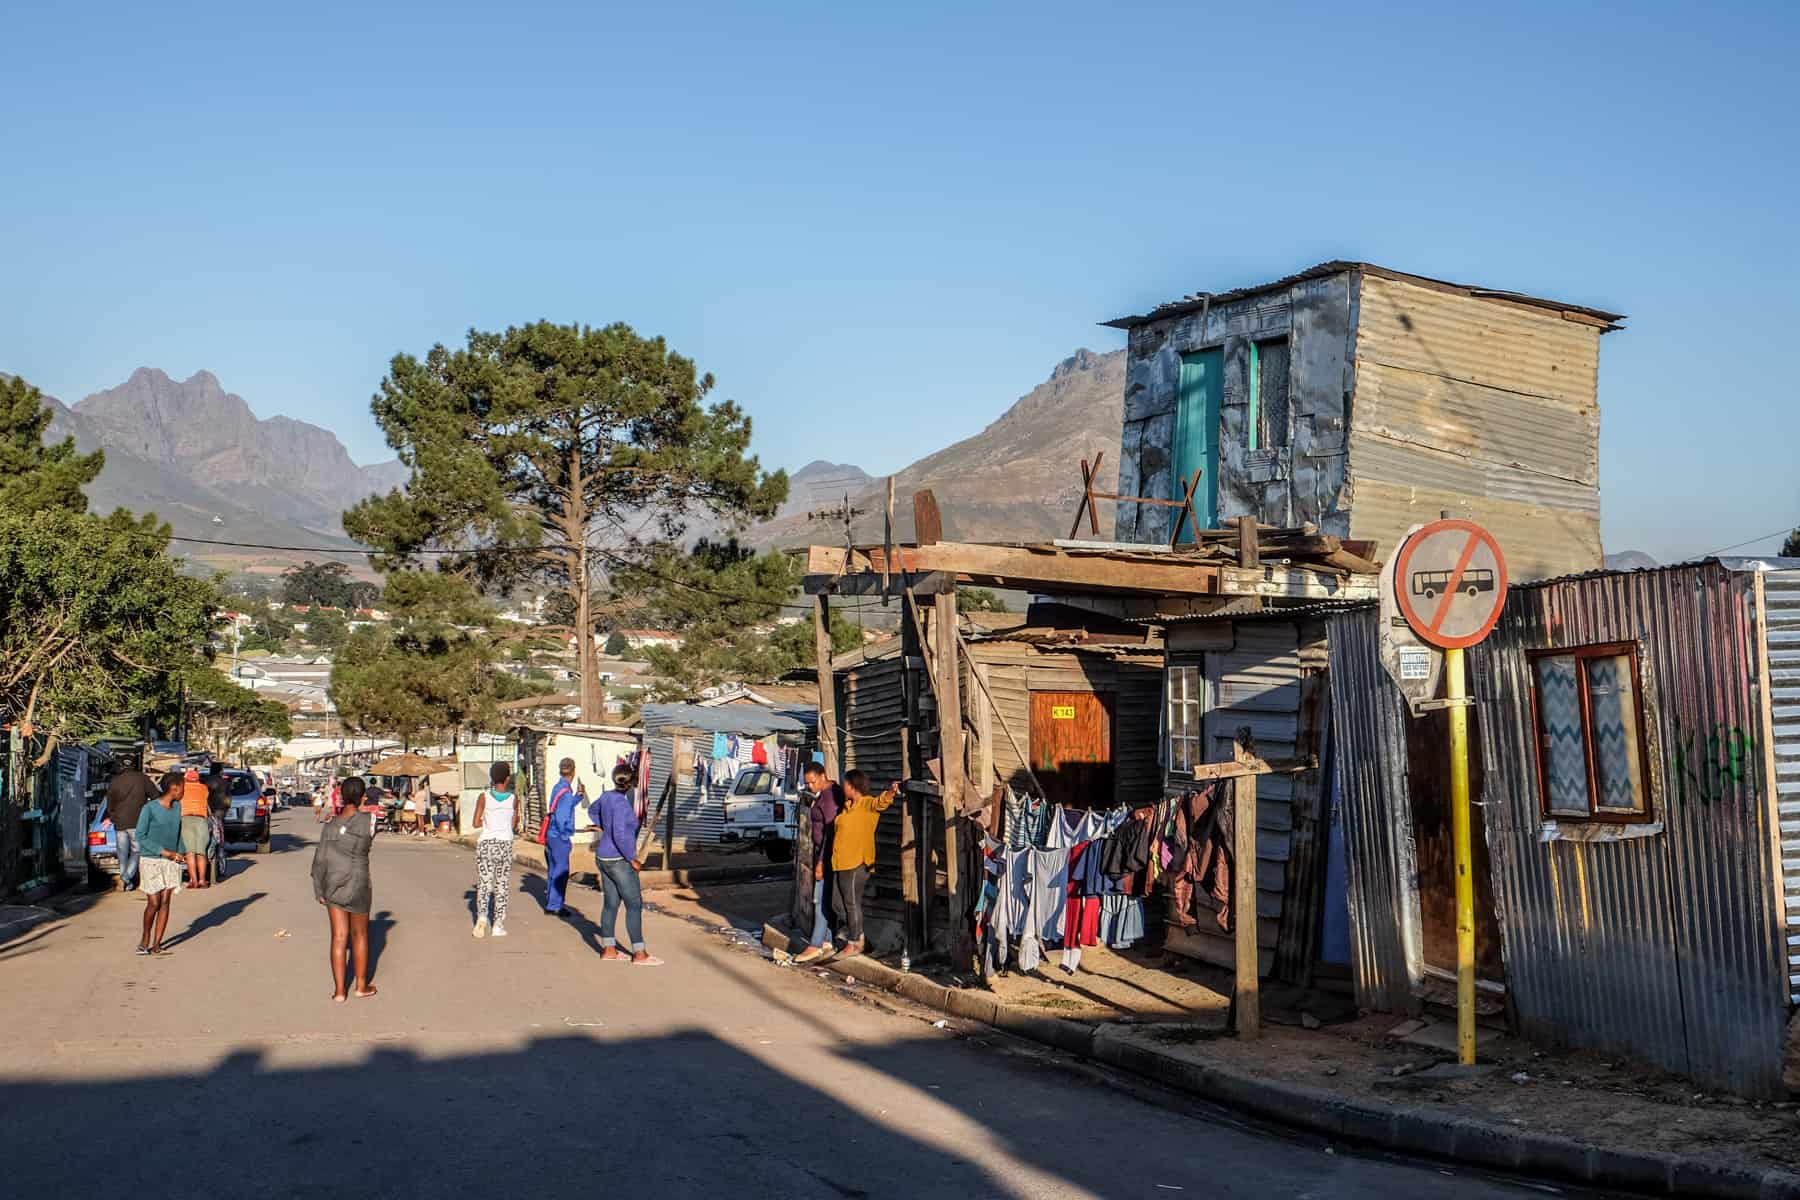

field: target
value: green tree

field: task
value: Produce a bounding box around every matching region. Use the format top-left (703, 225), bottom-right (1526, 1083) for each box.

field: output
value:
top-left (0, 508), bottom-right (215, 754)
top-left (1783, 529), bottom-right (1800, 558)
top-left (343, 321), bottom-right (787, 722)
top-left (282, 560), bottom-right (360, 608)
top-left (603, 631), bottom-right (629, 657)
top-left (0, 374), bottom-right (103, 514)
top-left (185, 667), bottom-right (293, 760)
top-left (329, 572), bottom-right (509, 744)
top-left (621, 540), bottom-right (859, 697)
top-left (957, 587), bottom-right (1011, 613)
top-left (300, 609), bottom-right (350, 652)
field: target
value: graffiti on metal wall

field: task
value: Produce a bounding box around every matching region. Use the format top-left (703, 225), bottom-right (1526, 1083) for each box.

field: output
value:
top-left (1669, 718), bottom-right (1756, 808)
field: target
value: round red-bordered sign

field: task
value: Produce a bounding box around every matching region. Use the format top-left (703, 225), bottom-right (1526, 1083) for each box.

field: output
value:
top-left (1392, 519), bottom-right (1509, 649)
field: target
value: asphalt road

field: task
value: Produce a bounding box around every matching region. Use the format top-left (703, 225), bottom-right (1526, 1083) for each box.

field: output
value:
top-left (0, 810), bottom-right (1555, 1199)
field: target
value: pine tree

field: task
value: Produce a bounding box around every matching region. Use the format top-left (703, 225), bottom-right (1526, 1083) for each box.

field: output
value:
top-left (0, 374), bottom-right (103, 513)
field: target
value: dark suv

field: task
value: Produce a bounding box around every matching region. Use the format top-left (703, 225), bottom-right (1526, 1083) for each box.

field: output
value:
top-left (220, 768), bottom-right (272, 852)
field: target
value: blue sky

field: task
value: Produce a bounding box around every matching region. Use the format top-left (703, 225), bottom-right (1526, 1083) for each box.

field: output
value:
top-left (3, 1), bottom-right (1795, 561)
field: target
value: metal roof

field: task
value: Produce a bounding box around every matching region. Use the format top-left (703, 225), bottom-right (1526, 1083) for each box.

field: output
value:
top-left (1103, 261), bottom-right (1626, 332)
top-left (639, 702), bottom-right (809, 737)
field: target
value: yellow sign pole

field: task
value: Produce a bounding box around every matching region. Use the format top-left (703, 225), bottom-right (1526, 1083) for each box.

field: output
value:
top-left (1445, 645), bottom-right (1477, 1065)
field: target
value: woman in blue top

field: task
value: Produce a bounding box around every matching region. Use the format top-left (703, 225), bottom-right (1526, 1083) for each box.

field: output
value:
top-left (588, 765), bottom-right (659, 964)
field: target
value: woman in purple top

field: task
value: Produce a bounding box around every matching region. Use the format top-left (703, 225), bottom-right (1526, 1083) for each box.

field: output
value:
top-left (587, 766), bottom-right (659, 965)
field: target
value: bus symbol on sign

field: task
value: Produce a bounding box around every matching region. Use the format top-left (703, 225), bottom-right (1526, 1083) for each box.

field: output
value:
top-left (1392, 519), bottom-right (1510, 650)
top-left (1411, 568), bottom-right (1497, 602)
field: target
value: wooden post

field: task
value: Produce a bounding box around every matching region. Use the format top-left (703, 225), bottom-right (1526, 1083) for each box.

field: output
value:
top-left (898, 588), bottom-right (924, 967)
top-left (1237, 514), bottom-right (1260, 569)
top-left (1232, 738), bottom-right (1261, 1039)
top-left (813, 593), bottom-right (840, 777)
top-left (935, 590), bottom-right (969, 965)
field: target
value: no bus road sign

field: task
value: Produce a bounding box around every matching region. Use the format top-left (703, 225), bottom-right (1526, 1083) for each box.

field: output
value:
top-left (1393, 519), bottom-right (1509, 649)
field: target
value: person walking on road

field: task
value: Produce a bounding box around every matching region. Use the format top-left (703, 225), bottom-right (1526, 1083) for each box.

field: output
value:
top-left (104, 760), bottom-right (158, 892)
top-left (205, 762), bottom-right (231, 877)
top-left (312, 775), bottom-right (378, 1001)
top-left (179, 768), bottom-right (213, 888)
top-left (793, 761), bottom-right (842, 964)
top-left (828, 771), bottom-right (899, 958)
top-left (588, 765), bottom-right (658, 965)
top-left (133, 771), bottom-right (187, 956)
top-left (542, 757), bottom-right (584, 918)
top-left (471, 762), bottom-right (519, 938)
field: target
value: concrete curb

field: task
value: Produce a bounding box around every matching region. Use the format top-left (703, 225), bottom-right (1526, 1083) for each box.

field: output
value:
top-left (761, 923), bottom-right (1800, 1200)
top-left (448, 834), bottom-right (779, 890)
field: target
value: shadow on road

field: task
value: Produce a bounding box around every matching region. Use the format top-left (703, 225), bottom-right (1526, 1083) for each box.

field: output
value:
top-left (163, 891), bottom-right (267, 948)
top-left (0, 1030), bottom-right (1037, 1199)
top-left (368, 909), bottom-right (394, 976)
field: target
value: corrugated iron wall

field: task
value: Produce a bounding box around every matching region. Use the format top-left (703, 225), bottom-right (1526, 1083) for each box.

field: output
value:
top-left (643, 729), bottom-right (758, 850)
top-left (1472, 562), bottom-right (1789, 1096)
top-left (1346, 272), bottom-right (1604, 581)
top-left (1325, 608), bottom-right (1417, 1013)
top-left (1759, 569), bottom-right (1800, 1002)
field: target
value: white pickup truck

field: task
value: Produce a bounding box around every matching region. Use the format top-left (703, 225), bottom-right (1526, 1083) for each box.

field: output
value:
top-left (720, 766), bottom-right (798, 863)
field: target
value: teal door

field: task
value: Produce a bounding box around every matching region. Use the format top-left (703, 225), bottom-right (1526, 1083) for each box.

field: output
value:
top-left (1173, 350), bottom-right (1221, 532)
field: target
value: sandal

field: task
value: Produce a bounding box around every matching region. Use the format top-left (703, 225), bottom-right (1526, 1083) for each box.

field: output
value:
top-left (631, 953), bottom-right (664, 966)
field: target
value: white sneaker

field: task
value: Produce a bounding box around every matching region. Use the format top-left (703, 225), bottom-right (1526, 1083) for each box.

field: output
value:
top-left (491, 924), bottom-right (508, 938)
top-left (473, 918), bottom-right (488, 939)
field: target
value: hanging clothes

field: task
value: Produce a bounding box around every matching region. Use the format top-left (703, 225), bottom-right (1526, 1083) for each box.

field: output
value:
top-left (1101, 809), bottom-right (1154, 891)
top-left (1003, 788), bottom-right (1051, 851)
top-left (1061, 839), bottom-right (1104, 971)
top-left (1016, 847), bottom-right (1069, 973)
top-left (751, 739), bottom-right (768, 766)
top-left (1169, 782), bottom-right (1235, 931)
top-left (1099, 894), bottom-right (1147, 949)
top-left (981, 847), bottom-right (1033, 976)
top-left (711, 731), bottom-right (730, 760)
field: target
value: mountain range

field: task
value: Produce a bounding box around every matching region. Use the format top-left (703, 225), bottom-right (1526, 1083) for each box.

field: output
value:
top-left (35, 368), bottom-right (402, 572)
top-left (22, 350), bottom-right (1129, 572)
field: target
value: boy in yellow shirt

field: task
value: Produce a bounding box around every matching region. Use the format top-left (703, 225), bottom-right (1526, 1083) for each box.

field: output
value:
top-left (828, 770), bottom-right (899, 957)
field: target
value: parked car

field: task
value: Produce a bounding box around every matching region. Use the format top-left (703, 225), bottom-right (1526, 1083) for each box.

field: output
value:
top-left (220, 768), bottom-right (272, 852)
top-left (720, 766), bottom-right (798, 863)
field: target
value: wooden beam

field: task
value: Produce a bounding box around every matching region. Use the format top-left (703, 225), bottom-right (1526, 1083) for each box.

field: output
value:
top-left (813, 594), bottom-right (840, 777)
top-left (1232, 739), bottom-right (1261, 1040)
top-left (913, 488), bottom-right (943, 547)
top-left (804, 571), bottom-right (953, 596)
top-left (1190, 754), bottom-right (1316, 782)
top-left (859, 542), bottom-right (1224, 596)
top-left (933, 591), bottom-right (964, 818)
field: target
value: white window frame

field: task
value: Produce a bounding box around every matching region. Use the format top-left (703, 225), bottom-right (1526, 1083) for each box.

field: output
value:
top-left (1165, 661), bottom-right (1205, 775)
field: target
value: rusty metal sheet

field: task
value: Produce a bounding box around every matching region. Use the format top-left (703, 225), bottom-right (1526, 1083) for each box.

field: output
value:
top-left (1471, 562), bottom-right (1789, 1096)
top-left (1352, 273), bottom-right (1603, 408)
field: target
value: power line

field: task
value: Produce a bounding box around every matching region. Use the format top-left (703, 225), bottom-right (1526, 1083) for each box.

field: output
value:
top-left (162, 532), bottom-right (884, 618)
top-left (1699, 523), bottom-right (1798, 558)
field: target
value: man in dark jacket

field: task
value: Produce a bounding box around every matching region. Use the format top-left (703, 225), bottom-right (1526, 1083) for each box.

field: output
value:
top-left (794, 761), bottom-right (841, 964)
top-left (104, 761), bottom-right (159, 891)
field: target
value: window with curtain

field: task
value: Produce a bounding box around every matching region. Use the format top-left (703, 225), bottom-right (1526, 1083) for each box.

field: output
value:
top-left (1529, 643), bottom-right (1653, 822)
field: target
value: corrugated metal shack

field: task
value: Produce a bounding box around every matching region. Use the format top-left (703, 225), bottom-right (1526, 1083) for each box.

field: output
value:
top-left (1103, 262), bottom-right (1621, 580)
top-left (833, 610), bottom-right (1164, 952)
top-left (1329, 560), bottom-right (1799, 1096)
top-left (1157, 612), bottom-right (1336, 983)
top-left (801, 528), bottom-right (1373, 968)
top-left (641, 703), bottom-right (815, 853)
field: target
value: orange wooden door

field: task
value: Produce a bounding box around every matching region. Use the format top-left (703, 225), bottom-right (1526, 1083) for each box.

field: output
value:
top-left (1028, 691), bottom-right (1114, 810)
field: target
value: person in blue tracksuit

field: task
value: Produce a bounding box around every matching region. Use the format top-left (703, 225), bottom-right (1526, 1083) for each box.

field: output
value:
top-left (542, 757), bottom-right (584, 917)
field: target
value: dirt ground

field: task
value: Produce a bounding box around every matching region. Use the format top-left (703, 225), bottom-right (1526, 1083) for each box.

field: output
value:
top-left (658, 877), bottom-right (1800, 1177)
